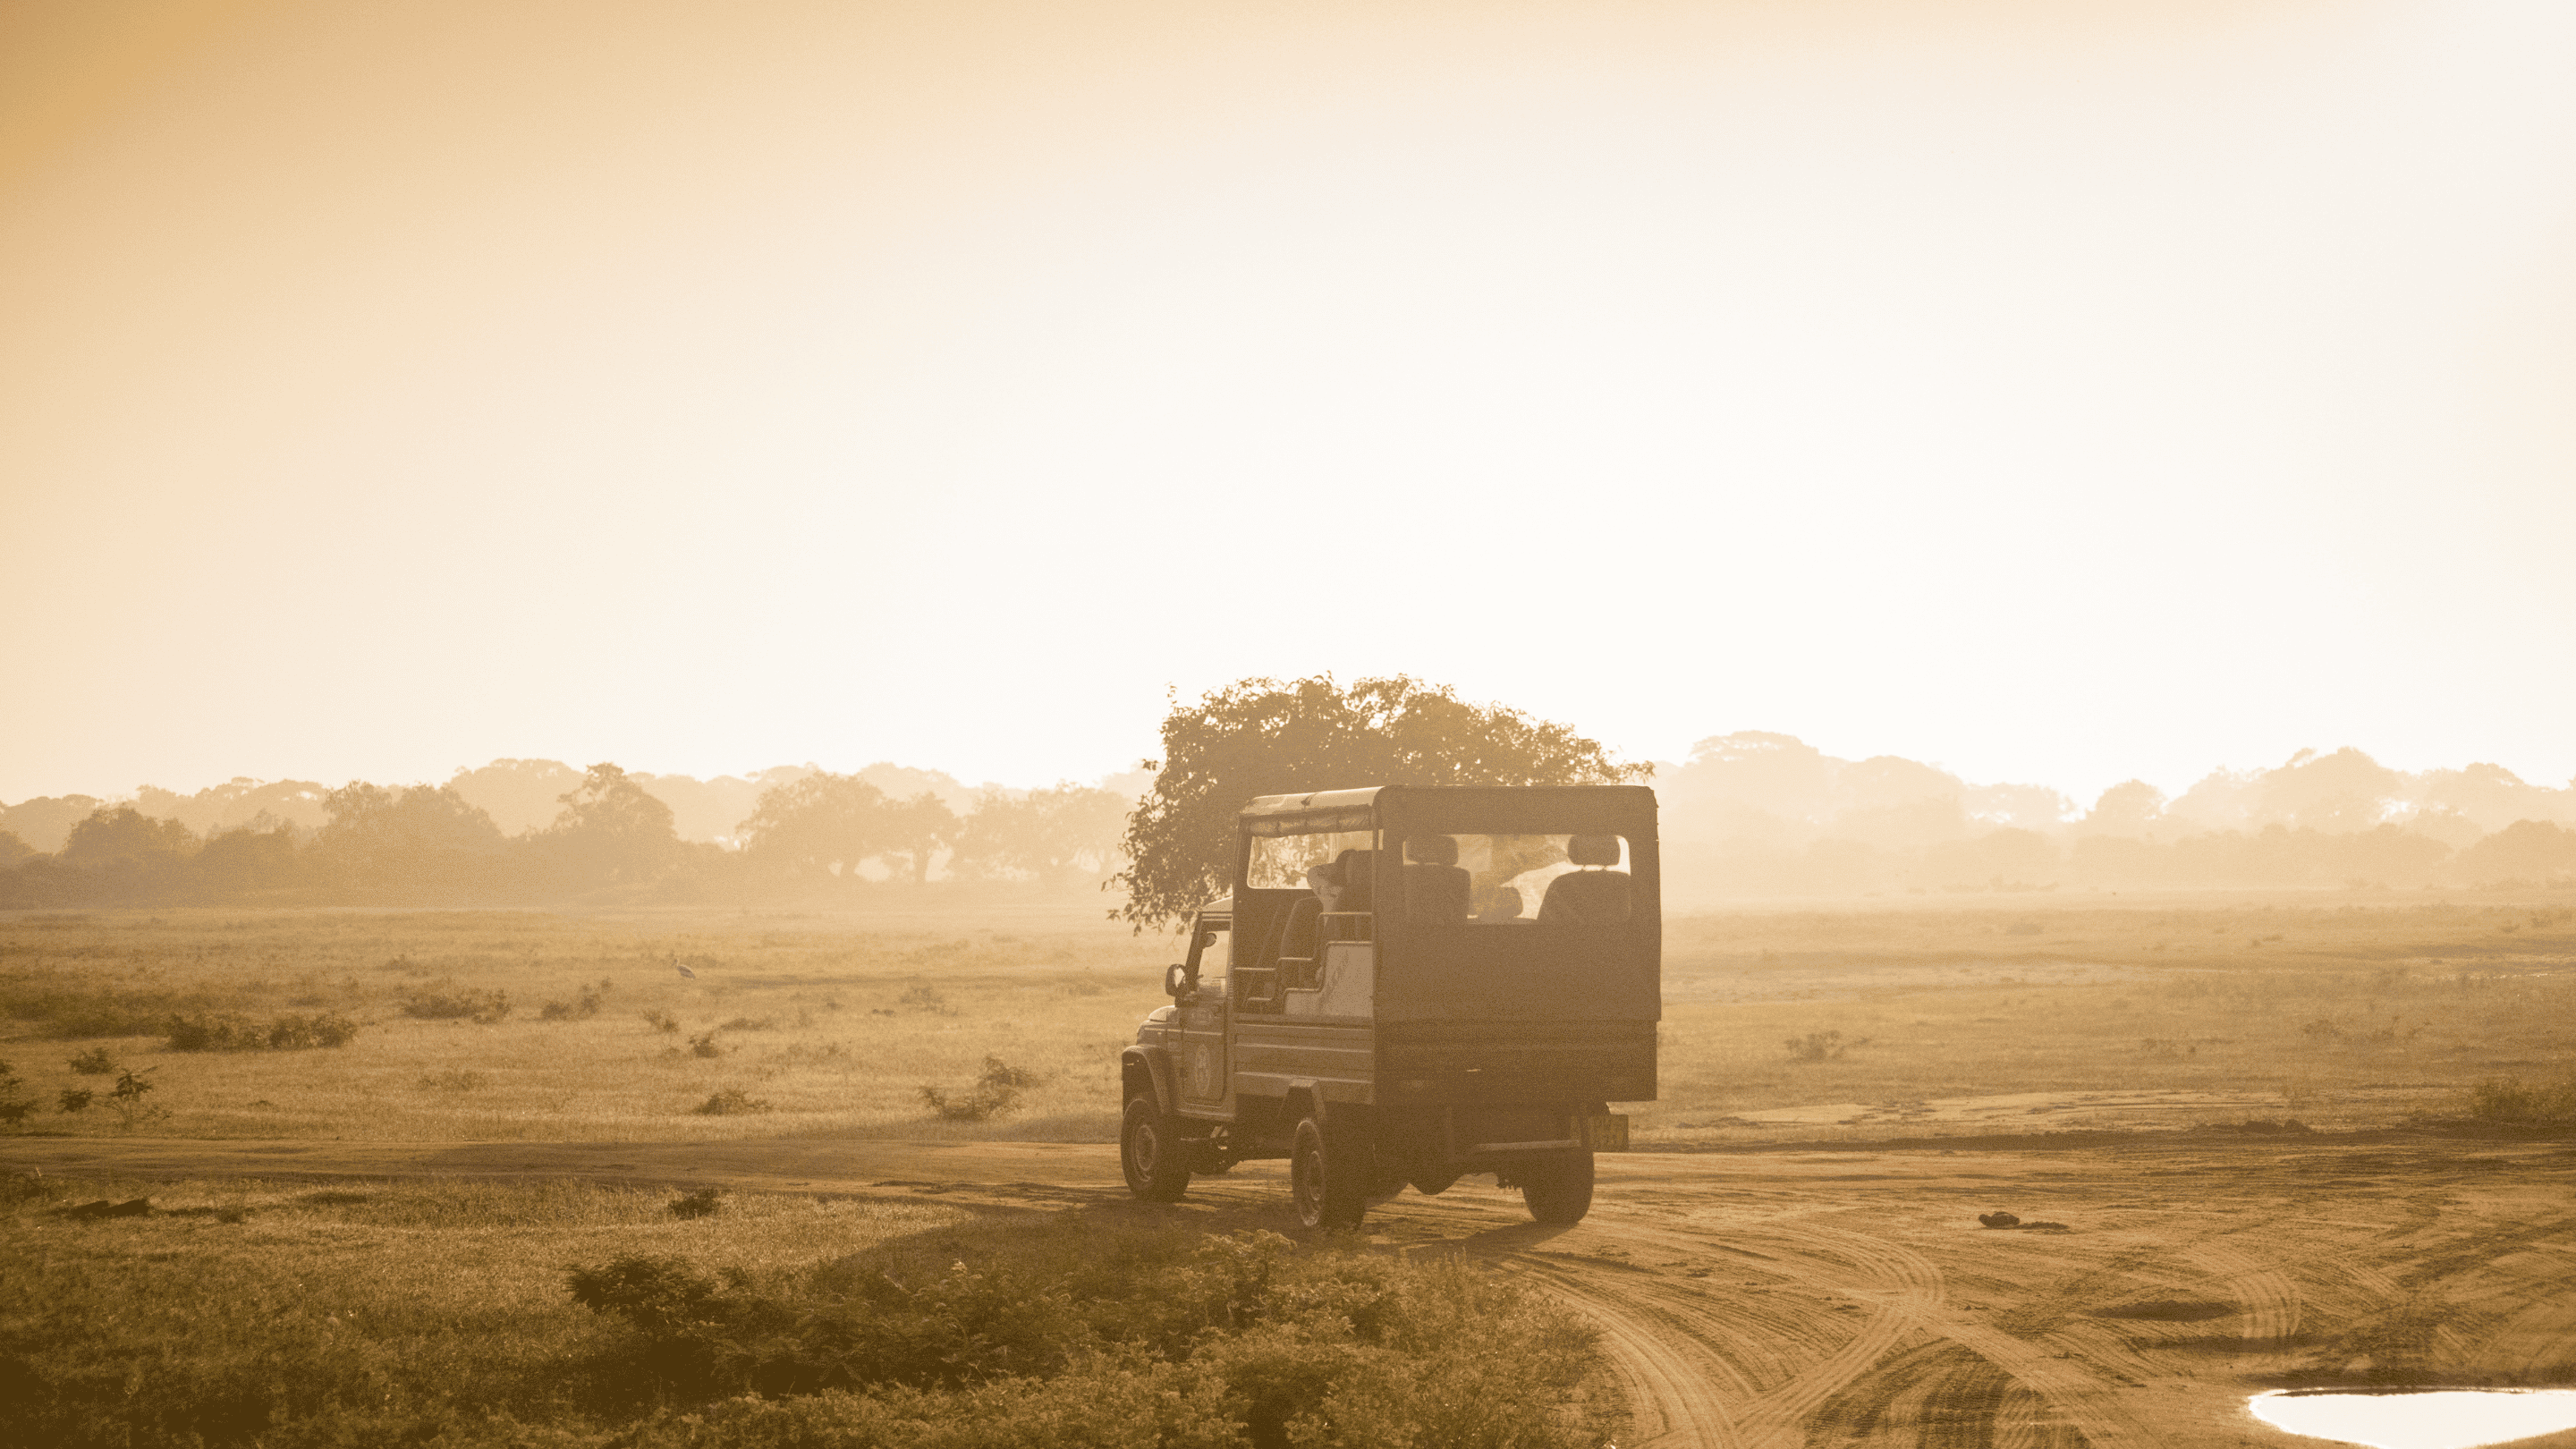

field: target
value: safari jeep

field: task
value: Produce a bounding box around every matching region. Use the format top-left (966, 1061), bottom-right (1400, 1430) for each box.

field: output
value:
top-left (1120, 784), bottom-right (1657, 1229)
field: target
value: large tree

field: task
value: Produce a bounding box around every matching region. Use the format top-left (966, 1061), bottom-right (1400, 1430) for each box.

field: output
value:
top-left (735, 772), bottom-right (892, 882)
top-left (1110, 675), bottom-right (1648, 930)
top-left (949, 784), bottom-right (1130, 886)
top-left (543, 764), bottom-right (683, 884)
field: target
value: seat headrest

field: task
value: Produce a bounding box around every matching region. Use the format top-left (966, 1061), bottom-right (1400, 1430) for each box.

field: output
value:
top-left (1405, 835), bottom-right (1458, 867)
top-left (1565, 833), bottom-right (1622, 868)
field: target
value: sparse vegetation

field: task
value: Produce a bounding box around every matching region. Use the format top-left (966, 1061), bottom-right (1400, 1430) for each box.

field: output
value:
top-left (687, 1030), bottom-right (724, 1058)
top-left (66, 1046), bottom-right (115, 1075)
top-left (0, 1177), bottom-right (1602, 1449)
top-left (541, 979), bottom-right (614, 1020)
top-left (565, 1216), bottom-right (1603, 1445)
top-left (667, 1187), bottom-right (725, 1219)
top-left (402, 980), bottom-right (512, 1023)
top-left (0, 1059), bottom-right (34, 1126)
top-left (106, 1066), bottom-right (164, 1129)
top-left (166, 1009), bottom-right (359, 1051)
top-left (691, 1089), bottom-right (772, 1116)
top-left (2468, 1073), bottom-right (2576, 1123)
top-left (919, 1056), bottom-right (1039, 1121)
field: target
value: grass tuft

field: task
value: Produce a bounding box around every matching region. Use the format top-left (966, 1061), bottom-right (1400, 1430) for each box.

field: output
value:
top-left (691, 1089), bottom-right (772, 1116)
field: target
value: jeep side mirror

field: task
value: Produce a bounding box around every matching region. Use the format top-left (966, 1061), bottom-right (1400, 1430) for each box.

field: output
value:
top-left (1164, 963), bottom-right (1193, 998)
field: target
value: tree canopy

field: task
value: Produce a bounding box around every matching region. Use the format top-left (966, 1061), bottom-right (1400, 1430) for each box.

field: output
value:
top-left (541, 764), bottom-right (683, 884)
top-left (736, 772), bottom-right (893, 881)
top-left (949, 784), bottom-right (1129, 885)
top-left (1109, 674), bottom-right (1648, 930)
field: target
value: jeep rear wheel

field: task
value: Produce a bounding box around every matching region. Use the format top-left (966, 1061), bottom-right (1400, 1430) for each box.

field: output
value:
top-left (1521, 1149), bottom-right (1595, 1224)
top-left (1290, 1115), bottom-right (1366, 1230)
top-left (1121, 1094), bottom-right (1191, 1202)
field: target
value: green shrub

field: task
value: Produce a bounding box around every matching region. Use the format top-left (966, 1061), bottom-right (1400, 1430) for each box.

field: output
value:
top-left (566, 1219), bottom-right (1603, 1447)
top-left (668, 1188), bottom-right (725, 1220)
top-left (167, 1011), bottom-right (265, 1051)
top-left (919, 1057), bottom-right (1040, 1121)
top-left (402, 981), bottom-right (512, 1023)
top-left (168, 1010), bottom-right (359, 1051)
top-left (0, 1059), bottom-right (33, 1126)
top-left (542, 979), bottom-right (615, 1021)
top-left (2470, 1074), bottom-right (2576, 1123)
top-left (267, 1012), bottom-right (360, 1048)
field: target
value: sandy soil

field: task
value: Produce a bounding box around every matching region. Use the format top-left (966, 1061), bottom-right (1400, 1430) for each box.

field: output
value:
top-left (10, 1128), bottom-right (2574, 1448)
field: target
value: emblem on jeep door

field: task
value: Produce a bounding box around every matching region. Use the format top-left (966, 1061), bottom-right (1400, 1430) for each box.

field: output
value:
top-left (1189, 1042), bottom-right (1216, 1098)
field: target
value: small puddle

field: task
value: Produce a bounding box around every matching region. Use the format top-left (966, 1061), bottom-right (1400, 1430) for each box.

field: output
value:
top-left (2249, 1388), bottom-right (2576, 1449)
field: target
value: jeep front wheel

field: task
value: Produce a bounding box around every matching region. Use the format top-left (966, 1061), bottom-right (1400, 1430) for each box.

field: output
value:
top-left (1121, 1094), bottom-right (1191, 1202)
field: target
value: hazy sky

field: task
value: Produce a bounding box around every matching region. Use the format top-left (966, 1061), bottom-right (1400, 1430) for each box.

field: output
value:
top-left (5, 0), bottom-right (2572, 810)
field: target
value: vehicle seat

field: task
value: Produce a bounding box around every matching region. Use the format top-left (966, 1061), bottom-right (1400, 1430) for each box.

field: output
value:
top-left (1404, 835), bottom-right (1470, 923)
top-left (1334, 849), bottom-right (1375, 917)
top-left (1538, 834), bottom-right (1631, 924)
top-left (1273, 894), bottom-right (1322, 968)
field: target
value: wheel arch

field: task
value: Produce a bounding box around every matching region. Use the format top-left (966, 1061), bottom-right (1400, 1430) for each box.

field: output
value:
top-left (1122, 1046), bottom-right (1175, 1114)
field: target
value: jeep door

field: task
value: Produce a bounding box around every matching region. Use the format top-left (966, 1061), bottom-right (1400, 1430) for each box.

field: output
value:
top-left (1175, 919), bottom-right (1233, 1114)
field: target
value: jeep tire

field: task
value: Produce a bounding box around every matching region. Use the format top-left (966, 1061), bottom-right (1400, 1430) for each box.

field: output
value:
top-left (1521, 1148), bottom-right (1596, 1224)
top-left (1121, 1093), bottom-right (1191, 1202)
top-left (1290, 1114), bottom-right (1368, 1231)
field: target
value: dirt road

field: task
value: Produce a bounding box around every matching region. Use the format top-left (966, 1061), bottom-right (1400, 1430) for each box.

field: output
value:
top-left (11, 1129), bottom-right (2575, 1448)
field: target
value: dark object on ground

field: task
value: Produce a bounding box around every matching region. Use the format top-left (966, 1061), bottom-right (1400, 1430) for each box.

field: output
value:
top-left (59, 1197), bottom-right (153, 1219)
top-left (668, 1188), bottom-right (724, 1219)
top-left (1979, 1211), bottom-right (2021, 1228)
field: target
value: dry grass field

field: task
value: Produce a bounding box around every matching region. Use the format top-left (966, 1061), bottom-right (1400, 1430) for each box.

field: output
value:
top-left (4, 895), bottom-right (2571, 1147)
top-left (5, 894), bottom-right (2575, 1448)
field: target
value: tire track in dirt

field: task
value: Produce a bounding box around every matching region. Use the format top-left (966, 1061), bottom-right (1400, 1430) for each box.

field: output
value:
top-left (1517, 1264), bottom-right (1743, 1449)
top-left (2176, 1237), bottom-right (2302, 1351)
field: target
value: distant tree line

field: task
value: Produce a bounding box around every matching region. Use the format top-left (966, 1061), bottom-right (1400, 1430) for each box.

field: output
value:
top-left (0, 765), bottom-right (1133, 910)
top-left (7, 682), bottom-right (2575, 910)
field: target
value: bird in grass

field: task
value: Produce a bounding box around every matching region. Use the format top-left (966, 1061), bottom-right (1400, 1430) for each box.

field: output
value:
top-left (673, 953), bottom-right (695, 979)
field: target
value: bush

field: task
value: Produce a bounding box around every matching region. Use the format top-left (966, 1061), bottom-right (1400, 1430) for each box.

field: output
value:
top-left (1784, 1030), bottom-right (1860, 1063)
top-left (57, 1087), bottom-right (94, 1114)
top-left (106, 1067), bottom-right (163, 1129)
top-left (642, 1009), bottom-right (681, 1034)
top-left (668, 1188), bottom-right (725, 1220)
top-left (2469, 1074), bottom-right (2576, 1123)
top-left (67, 1047), bottom-right (115, 1075)
top-left (688, 1030), bottom-right (724, 1059)
top-left (977, 1055), bottom-right (1042, 1089)
top-left (542, 979), bottom-right (615, 1021)
top-left (691, 1089), bottom-right (772, 1116)
top-left (566, 1219), bottom-right (1605, 1446)
top-left (402, 981), bottom-right (512, 1023)
top-left (168, 1011), bottom-right (359, 1051)
top-left (267, 1013), bottom-right (360, 1048)
top-left (919, 1056), bottom-right (1043, 1121)
top-left (0, 1059), bottom-right (33, 1126)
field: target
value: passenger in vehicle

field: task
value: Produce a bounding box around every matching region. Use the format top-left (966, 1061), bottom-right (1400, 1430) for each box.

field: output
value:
top-left (1478, 886), bottom-right (1524, 922)
top-left (1303, 852), bottom-right (1350, 912)
top-left (1404, 835), bottom-right (1470, 923)
top-left (1538, 834), bottom-right (1631, 923)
